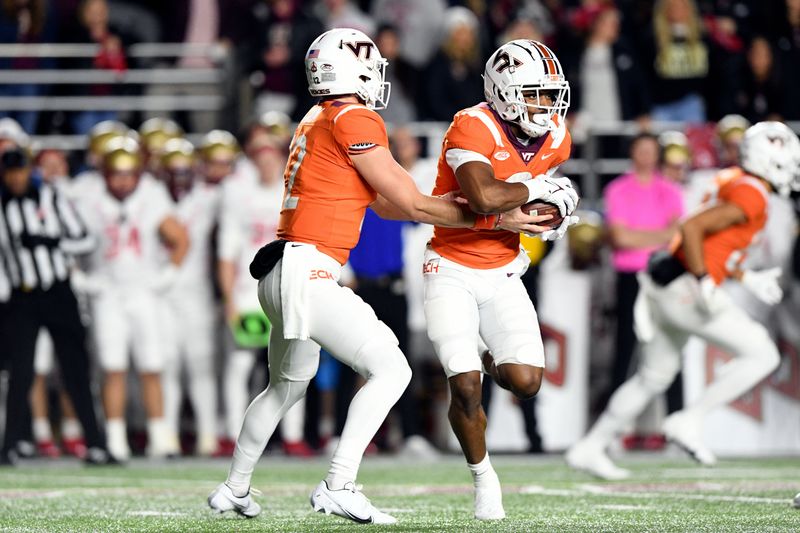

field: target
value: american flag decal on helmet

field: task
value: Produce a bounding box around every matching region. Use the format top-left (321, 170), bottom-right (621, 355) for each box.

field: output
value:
top-left (307, 49), bottom-right (320, 59)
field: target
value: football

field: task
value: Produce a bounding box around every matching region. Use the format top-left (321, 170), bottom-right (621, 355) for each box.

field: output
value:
top-left (521, 201), bottom-right (564, 229)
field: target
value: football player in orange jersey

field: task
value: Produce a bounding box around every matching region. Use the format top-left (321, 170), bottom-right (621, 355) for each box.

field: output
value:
top-left (422, 39), bottom-right (580, 520)
top-left (567, 122), bottom-right (800, 480)
top-left (208, 28), bottom-right (554, 524)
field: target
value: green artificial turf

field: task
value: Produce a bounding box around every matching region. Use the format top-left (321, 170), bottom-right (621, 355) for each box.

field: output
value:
top-left (1, 455), bottom-right (799, 532)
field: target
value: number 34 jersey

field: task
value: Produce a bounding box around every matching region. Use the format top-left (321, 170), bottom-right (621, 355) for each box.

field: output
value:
top-left (80, 178), bottom-right (175, 288)
top-left (277, 100), bottom-right (389, 264)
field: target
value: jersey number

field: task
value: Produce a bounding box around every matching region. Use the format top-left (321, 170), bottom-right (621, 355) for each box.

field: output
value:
top-left (283, 134), bottom-right (307, 210)
top-left (104, 225), bottom-right (141, 259)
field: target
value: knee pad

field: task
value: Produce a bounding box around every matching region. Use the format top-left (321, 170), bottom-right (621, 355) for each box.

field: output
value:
top-left (352, 322), bottom-right (411, 387)
top-left (269, 379), bottom-right (311, 409)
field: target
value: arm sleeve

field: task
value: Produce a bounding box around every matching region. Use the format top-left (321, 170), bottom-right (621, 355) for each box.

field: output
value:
top-left (333, 107), bottom-right (389, 157)
top-left (726, 183), bottom-right (767, 222)
top-left (444, 148), bottom-right (491, 172)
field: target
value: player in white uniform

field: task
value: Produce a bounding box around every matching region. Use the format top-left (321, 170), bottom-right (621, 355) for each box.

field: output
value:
top-left (158, 138), bottom-right (222, 456)
top-left (79, 137), bottom-right (189, 461)
top-left (216, 120), bottom-right (312, 456)
top-left (69, 121), bottom-right (131, 204)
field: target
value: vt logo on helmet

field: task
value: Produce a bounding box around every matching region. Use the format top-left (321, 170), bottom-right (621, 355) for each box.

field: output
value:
top-left (483, 39), bottom-right (570, 138)
top-left (305, 28), bottom-right (391, 110)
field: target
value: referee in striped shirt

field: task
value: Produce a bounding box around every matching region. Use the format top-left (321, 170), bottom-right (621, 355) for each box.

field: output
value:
top-left (0, 147), bottom-right (114, 465)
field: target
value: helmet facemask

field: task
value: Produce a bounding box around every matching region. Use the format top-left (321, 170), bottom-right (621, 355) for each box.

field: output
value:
top-left (484, 40), bottom-right (571, 138)
top-left (356, 57), bottom-right (391, 110)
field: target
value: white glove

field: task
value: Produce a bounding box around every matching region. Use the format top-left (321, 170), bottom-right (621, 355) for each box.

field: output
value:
top-left (151, 263), bottom-right (181, 292)
top-left (741, 267), bottom-right (783, 305)
top-left (539, 215), bottom-right (580, 241)
top-left (689, 274), bottom-right (719, 316)
top-left (522, 176), bottom-right (580, 217)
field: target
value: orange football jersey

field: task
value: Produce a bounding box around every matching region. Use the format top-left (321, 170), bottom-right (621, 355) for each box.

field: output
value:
top-left (430, 103), bottom-right (572, 268)
top-left (277, 100), bottom-right (389, 264)
top-left (673, 167), bottom-right (769, 284)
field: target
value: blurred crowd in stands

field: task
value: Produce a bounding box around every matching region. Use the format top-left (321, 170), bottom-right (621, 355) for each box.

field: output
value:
top-left (0, 0), bottom-right (799, 136)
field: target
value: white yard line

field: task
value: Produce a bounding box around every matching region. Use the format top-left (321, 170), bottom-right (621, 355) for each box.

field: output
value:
top-left (579, 483), bottom-right (790, 505)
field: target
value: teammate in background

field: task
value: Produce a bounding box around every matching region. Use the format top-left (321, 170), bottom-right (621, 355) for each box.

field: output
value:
top-left (71, 120), bottom-right (131, 200)
top-left (139, 117), bottom-right (184, 176)
top-left (423, 40), bottom-right (578, 520)
top-left (215, 118), bottom-right (314, 458)
top-left (198, 130), bottom-right (240, 186)
top-left (567, 122), bottom-right (800, 480)
top-left (79, 137), bottom-right (189, 461)
top-left (159, 139), bottom-right (222, 456)
top-left (208, 28), bottom-right (549, 524)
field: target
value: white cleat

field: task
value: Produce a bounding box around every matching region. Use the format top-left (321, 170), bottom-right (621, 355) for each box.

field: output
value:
top-left (474, 478), bottom-right (505, 520)
top-left (663, 412), bottom-right (716, 466)
top-left (310, 480), bottom-right (396, 525)
top-left (208, 482), bottom-right (262, 518)
top-left (565, 440), bottom-right (631, 480)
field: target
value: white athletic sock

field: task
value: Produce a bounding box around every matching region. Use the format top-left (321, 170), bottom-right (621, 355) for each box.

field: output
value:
top-left (106, 418), bottom-right (129, 459)
top-left (224, 349), bottom-right (256, 438)
top-left (227, 380), bottom-right (308, 496)
top-left (33, 417), bottom-right (52, 443)
top-left (147, 417), bottom-right (172, 453)
top-left (61, 418), bottom-right (82, 440)
top-left (281, 398), bottom-right (305, 443)
top-left (326, 367), bottom-right (408, 490)
top-left (467, 454), bottom-right (496, 487)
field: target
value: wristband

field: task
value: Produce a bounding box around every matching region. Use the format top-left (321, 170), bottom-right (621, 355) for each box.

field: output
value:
top-left (522, 180), bottom-right (540, 203)
top-left (473, 214), bottom-right (499, 230)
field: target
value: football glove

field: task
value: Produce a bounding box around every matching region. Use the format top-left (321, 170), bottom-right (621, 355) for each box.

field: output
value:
top-left (539, 215), bottom-right (580, 241)
top-left (741, 268), bottom-right (783, 306)
top-left (522, 176), bottom-right (579, 217)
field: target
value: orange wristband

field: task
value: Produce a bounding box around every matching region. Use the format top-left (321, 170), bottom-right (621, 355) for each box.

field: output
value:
top-left (473, 214), bottom-right (499, 230)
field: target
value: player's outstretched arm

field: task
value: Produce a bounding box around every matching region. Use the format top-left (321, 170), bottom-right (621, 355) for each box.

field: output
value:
top-left (680, 202), bottom-right (746, 277)
top-left (354, 146), bottom-right (473, 228)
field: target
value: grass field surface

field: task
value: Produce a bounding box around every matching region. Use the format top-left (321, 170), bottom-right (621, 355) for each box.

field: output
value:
top-left (1, 455), bottom-right (799, 532)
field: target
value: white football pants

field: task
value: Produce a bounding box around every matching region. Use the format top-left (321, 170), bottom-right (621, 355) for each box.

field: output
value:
top-left (585, 272), bottom-right (780, 446)
top-left (227, 246), bottom-right (410, 492)
top-left (423, 248), bottom-right (544, 377)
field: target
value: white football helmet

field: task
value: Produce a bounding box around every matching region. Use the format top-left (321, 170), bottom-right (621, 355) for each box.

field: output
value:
top-left (484, 39), bottom-right (570, 138)
top-left (305, 28), bottom-right (390, 110)
top-left (740, 121), bottom-right (800, 197)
